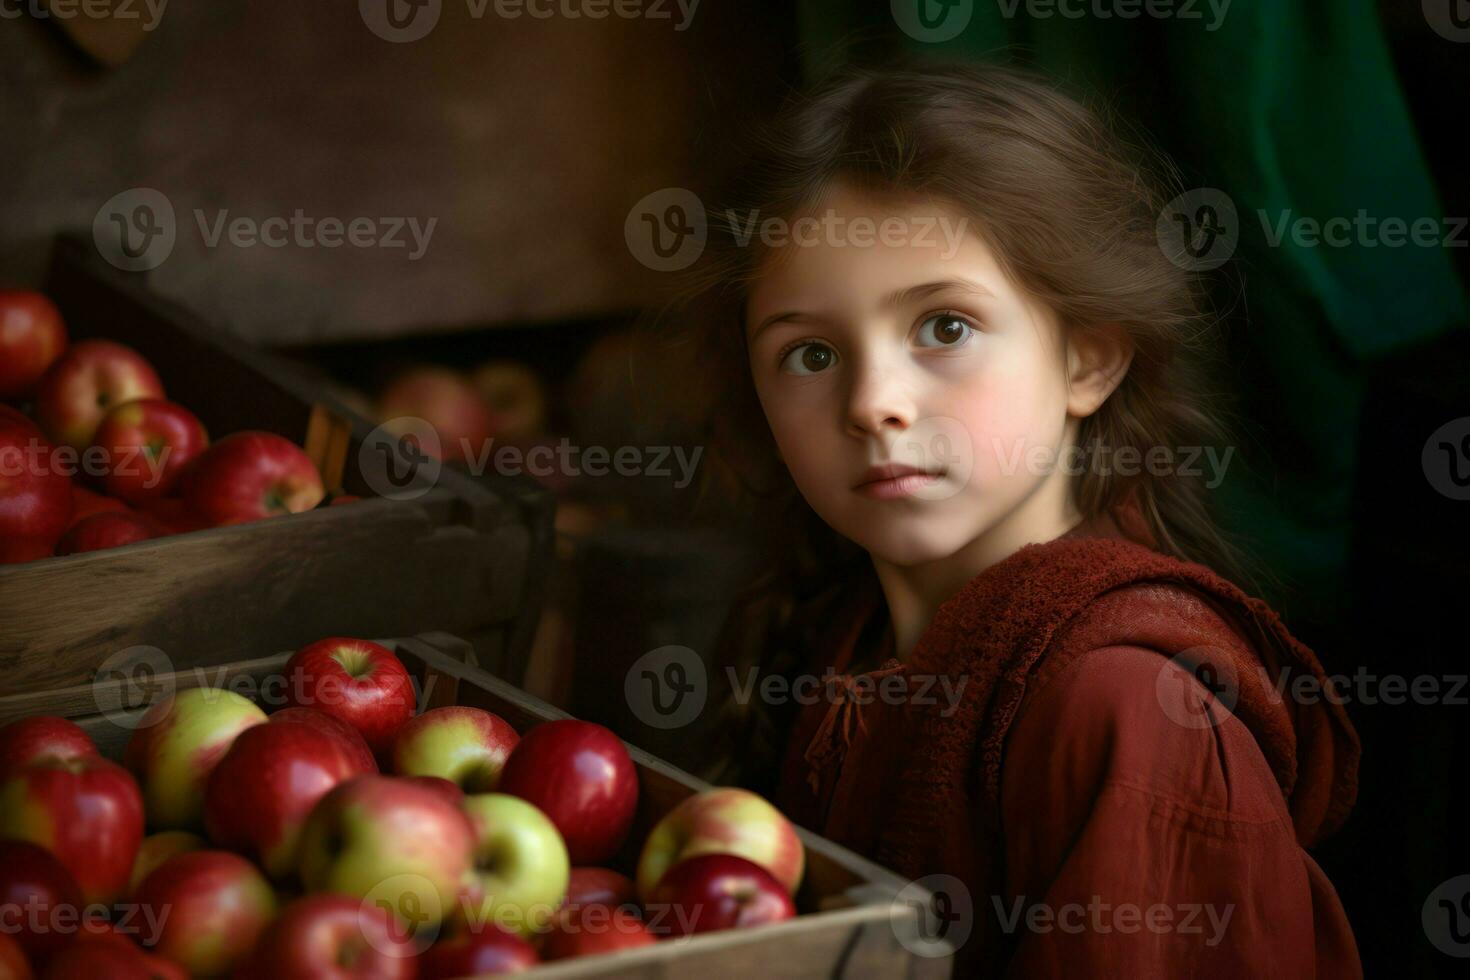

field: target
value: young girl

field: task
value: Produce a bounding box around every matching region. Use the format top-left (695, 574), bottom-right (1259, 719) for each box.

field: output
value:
top-left (671, 63), bottom-right (1362, 976)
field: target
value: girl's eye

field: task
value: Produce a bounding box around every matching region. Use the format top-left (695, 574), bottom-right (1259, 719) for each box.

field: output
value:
top-left (779, 342), bottom-right (837, 376)
top-left (916, 312), bottom-right (975, 348)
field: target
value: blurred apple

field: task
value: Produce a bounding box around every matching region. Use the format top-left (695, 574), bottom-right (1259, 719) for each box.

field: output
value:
top-left (0, 290), bottom-right (67, 400)
top-left (0, 716), bottom-right (97, 781)
top-left (643, 854), bottom-right (794, 937)
top-left (127, 831), bottom-right (205, 897)
top-left (419, 924), bottom-right (538, 977)
top-left (35, 340), bottom-right (163, 452)
top-left (53, 511), bottom-right (156, 556)
top-left (637, 787), bottom-right (804, 899)
top-left (134, 850), bottom-right (275, 978)
top-left (91, 398), bottom-right (208, 506)
top-left (378, 367), bottom-right (494, 464)
top-left (182, 431), bottom-right (324, 526)
top-left (470, 360), bottom-right (547, 444)
top-left (542, 904), bottom-right (656, 960)
top-left (238, 894), bottom-right (417, 980)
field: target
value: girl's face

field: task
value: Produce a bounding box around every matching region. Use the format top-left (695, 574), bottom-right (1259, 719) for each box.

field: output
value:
top-left (745, 183), bottom-right (1099, 568)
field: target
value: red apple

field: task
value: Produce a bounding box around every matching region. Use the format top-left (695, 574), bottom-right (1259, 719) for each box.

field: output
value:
top-left (127, 831), bottom-right (205, 897)
top-left (280, 638), bottom-right (415, 758)
top-left (378, 367), bottom-right (494, 464)
top-left (0, 417), bottom-right (72, 562)
top-left (390, 706), bottom-right (518, 793)
top-left (90, 399), bottom-right (208, 506)
top-left (563, 867), bottom-right (637, 912)
top-left (53, 511), bottom-right (156, 556)
top-left (202, 715), bottom-right (373, 878)
top-left (65, 485), bottom-right (129, 529)
top-left (0, 932), bottom-right (28, 980)
top-left (636, 788), bottom-right (804, 899)
top-left (182, 431), bottom-right (324, 526)
top-left (404, 775), bottom-right (464, 806)
top-left (419, 925), bottom-right (538, 977)
top-left (541, 905), bottom-right (656, 960)
top-left (135, 850), bottom-right (276, 978)
top-left (265, 707), bottom-right (377, 774)
top-left (643, 854), bottom-right (794, 937)
top-left (0, 840), bottom-right (84, 966)
top-left (328, 493), bottom-right (361, 506)
top-left (238, 894), bottom-right (417, 980)
top-left (0, 716), bottom-right (97, 780)
top-left (38, 934), bottom-right (185, 980)
top-left (136, 496), bottom-right (209, 536)
top-left (0, 290), bottom-right (67, 400)
top-left (497, 720), bottom-right (637, 865)
top-left (35, 340), bottom-right (164, 452)
top-left (0, 757), bottom-right (143, 906)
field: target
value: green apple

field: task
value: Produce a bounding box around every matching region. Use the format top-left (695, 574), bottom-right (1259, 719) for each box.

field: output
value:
top-left (124, 688), bottom-right (268, 830)
top-left (458, 793), bottom-right (570, 938)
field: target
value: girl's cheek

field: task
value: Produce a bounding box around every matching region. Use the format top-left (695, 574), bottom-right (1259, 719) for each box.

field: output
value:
top-left (942, 371), bottom-right (1059, 491)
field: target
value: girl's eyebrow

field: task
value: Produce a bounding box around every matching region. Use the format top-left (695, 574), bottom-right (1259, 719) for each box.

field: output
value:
top-left (749, 277), bottom-right (995, 341)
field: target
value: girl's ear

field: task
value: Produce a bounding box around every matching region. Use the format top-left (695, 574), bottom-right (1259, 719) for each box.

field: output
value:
top-left (1065, 324), bottom-right (1134, 419)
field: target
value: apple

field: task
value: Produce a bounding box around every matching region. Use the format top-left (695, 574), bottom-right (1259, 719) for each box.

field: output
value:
top-left (124, 688), bottom-right (268, 831)
top-left (35, 340), bottom-right (164, 452)
top-left (541, 905), bottom-right (656, 960)
top-left (419, 925), bottom-right (538, 977)
top-left (457, 793), bottom-right (569, 938)
top-left (0, 290), bottom-right (67, 400)
top-left (0, 716), bottom-right (97, 780)
top-left (0, 932), bottom-right (28, 980)
top-left (469, 360), bottom-right (547, 445)
top-left (297, 775), bottom-right (475, 941)
top-left (637, 788), bottom-right (804, 900)
top-left (53, 511), bottom-right (156, 556)
top-left (65, 485), bottom-right (129, 529)
top-left (267, 708), bottom-right (379, 775)
top-left (0, 417), bottom-right (72, 562)
top-left (136, 496), bottom-right (209, 536)
top-left (134, 850), bottom-right (275, 978)
top-left (90, 399), bottom-right (208, 506)
top-left (0, 840), bottom-right (83, 966)
top-left (643, 854), bottom-right (794, 937)
top-left (127, 831), bottom-right (205, 897)
top-left (37, 934), bottom-right (185, 980)
top-left (563, 867), bottom-right (637, 912)
top-left (237, 894), bottom-right (417, 980)
top-left (498, 720), bottom-right (637, 865)
top-left (391, 706), bottom-right (518, 793)
top-left (405, 775), bottom-right (464, 807)
top-left (378, 367), bottom-right (494, 464)
top-left (0, 756), bottom-right (143, 906)
top-left (182, 431), bottom-right (324, 526)
top-left (202, 715), bottom-right (374, 878)
top-left (280, 638), bottom-right (415, 758)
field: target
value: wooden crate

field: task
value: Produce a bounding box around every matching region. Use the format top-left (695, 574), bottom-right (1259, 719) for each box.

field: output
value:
top-left (0, 632), bottom-right (956, 978)
top-left (0, 236), bottom-right (555, 691)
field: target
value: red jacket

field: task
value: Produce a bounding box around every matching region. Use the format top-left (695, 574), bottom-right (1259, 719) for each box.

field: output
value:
top-left (776, 507), bottom-right (1361, 977)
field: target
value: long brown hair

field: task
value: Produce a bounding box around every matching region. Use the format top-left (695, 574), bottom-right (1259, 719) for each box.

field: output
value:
top-left (648, 60), bottom-right (1266, 787)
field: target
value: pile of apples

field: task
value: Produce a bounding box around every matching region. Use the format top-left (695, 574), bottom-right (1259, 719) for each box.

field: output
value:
top-left (0, 289), bottom-right (331, 564)
top-left (0, 638), bottom-right (805, 978)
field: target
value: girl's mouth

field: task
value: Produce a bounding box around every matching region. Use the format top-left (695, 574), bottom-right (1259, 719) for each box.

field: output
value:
top-left (853, 469), bottom-right (946, 500)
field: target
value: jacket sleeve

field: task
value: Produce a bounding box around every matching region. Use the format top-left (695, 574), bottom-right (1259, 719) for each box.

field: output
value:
top-left (995, 645), bottom-right (1360, 979)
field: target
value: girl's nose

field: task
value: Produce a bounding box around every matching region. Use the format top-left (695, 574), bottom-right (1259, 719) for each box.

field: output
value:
top-left (844, 363), bottom-right (917, 439)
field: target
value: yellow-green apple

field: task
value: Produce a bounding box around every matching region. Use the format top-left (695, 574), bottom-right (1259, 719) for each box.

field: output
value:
top-left (35, 340), bottom-right (164, 452)
top-left (53, 511), bottom-right (156, 556)
top-left (378, 367), bottom-right (494, 464)
top-left (280, 638), bottom-right (415, 758)
top-left (201, 715), bottom-right (373, 878)
top-left (39, 933), bottom-right (186, 980)
top-left (90, 399), bottom-right (209, 506)
top-left (0, 290), bottom-right (67, 399)
top-left (636, 788), bottom-right (804, 899)
top-left (563, 867), bottom-right (637, 912)
top-left (124, 688), bottom-right (268, 831)
top-left (390, 706), bottom-right (518, 792)
top-left (419, 924), bottom-right (539, 977)
top-left (134, 850), bottom-right (275, 978)
top-left (236, 894), bottom-right (417, 979)
top-left (498, 720), bottom-right (637, 865)
top-left (0, 716), bottom-right (97, 780)
top-left (469, 360), bottom-right (547, 445)
top-left (457, 793), bottom-right (570, 938)
top-left (644, 854), bottom-right (794, 937)
top-left (265, 707), bottom-right (377, 774)
top-left (0, 840), bottom-right (84, 966)
top-left (0, 756), bottom-right (143, 905)
top-left (541, 904), bottom-right (656, 960)
top-left (181, 431), bottom-right (324, 526)
top-left (297, 775), bottom-right (475, 942)
top-left (127, 831), bottom-right (205, 897)
top-left (0, 415), bottom-right (73, 563)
